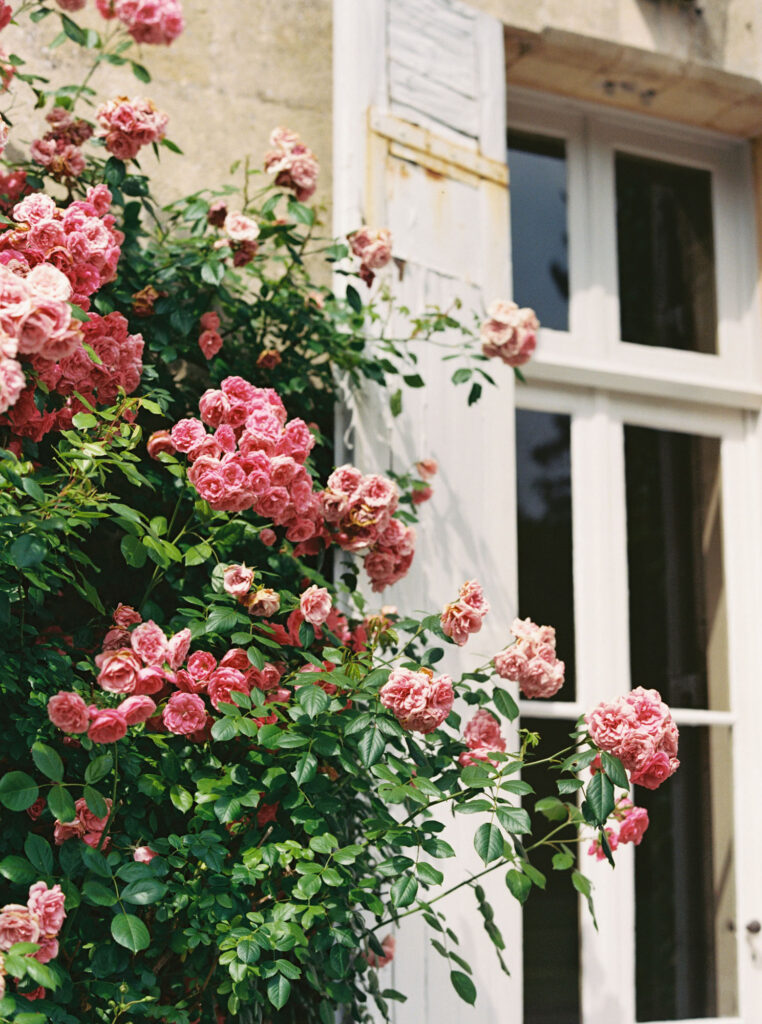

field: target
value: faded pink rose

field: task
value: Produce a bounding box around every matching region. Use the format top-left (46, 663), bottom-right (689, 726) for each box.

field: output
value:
top-left (379, 667), bottom-right (453, 734)
top-left (162, 691), bottom-right (207, 735)
top-left (88, 708), bottom-right (128, 743)
top-left (493, 617), bottom-right (565, 699)
top-left (113, 603), bottom-right (141, 628)
top-left (416, 458), bottom-right (438, 480)
top-left (364, 933), bottom-right (395, 968)
top-left (440, 580), bottom-right (489, 646)
top-left (224, 211), bottom-right (259, 243)
top-left (480, 299), bottom-right (539, 367)
top-left (118, 694), bottom-right (157, 725)
top-left (349, 227), bottom-right (392, 270)
top-left (133, 845), bottom-right (157, 862)
top-left (95, 647), bottom-right (142, 693)
top-left (47, 691), bottom-right (89, 733)
top-left (199, 329), bottom-right (223, 359)
top-left (0, 905), bottom-right (40, 950)
top-left (300, 585), bottom-right (332, 627)
top-left (245, 587), bottom-right (280, 617)
top-left (147, 430), bottom-right (175, 459)
top-left (134, 665), bottom-right (165, 695)
top-left (223, 564), bottom-right (254, 598)
top-left (130, 620), bottom-right (169, 666)
top-left (74, 796), bottom-right (111, 834)
top-left (27, 882), bottom-right (66, 937)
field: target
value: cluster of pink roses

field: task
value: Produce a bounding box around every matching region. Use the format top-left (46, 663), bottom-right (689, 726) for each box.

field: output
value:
top-left (53, 796), bottom-right (112, 849)
top-left (95, 96), bottom-right (169, 161)
top-left (586, 687), bottom-right (679, 790)
top-left (0, 881), bottom-right (66, 992)
top-left (321, 465), bottom-right (416, 591)
top-left (440, 579), bottom-right (489, 646)
top-left (264, 127), bottom-right (319, 203)
top-left (198, 310), bottom-right (223, 359)
top-left (480, 299), bottom-right (539, 367)
top-left (95, 0), bottom-right (184, 45)
top-left (31, 106), bottom-right (94, 182)
top-left (458, 708), bottom-right (506, 767)
top-left (493, 617), bottom-right (565, 699)
top-left (348, 227), bottom-right (392, 287)
top-left (379, 666), bottom-right (454, 734)
top-left (588, 797), bottom-right (650, 860)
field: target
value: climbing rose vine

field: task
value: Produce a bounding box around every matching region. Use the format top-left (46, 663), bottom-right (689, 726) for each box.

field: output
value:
top-left (0, 4), bottom-right (679, 1023)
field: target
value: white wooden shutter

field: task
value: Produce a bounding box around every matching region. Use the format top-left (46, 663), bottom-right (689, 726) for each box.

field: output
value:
top-left (334, 1), bottom-right (520, 1021)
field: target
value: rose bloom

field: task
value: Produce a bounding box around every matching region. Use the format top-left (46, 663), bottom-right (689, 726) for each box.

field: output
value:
top-left (118, 694), bottom-right (157, 725)
top-left (187, 650), bottom-right (217, 684)
top-left (134, 665), bottom-right (165, 695)
top-left (162, 691), bottom-right (207, 735)
top-left (133, 845), bottom-right (157, 863)
top-left (416, 458), bottom-right (438, 480)
top-left (463, 709), bottom-right (505, 753)
top-left (167, 628), bottom-right (191, 670)
top-left (364, 933), bottom-right (396, 968)
top-left (95, 647), bottom-right (142, 693)
top-left (588, 828), bottom-right (619, 862)
top-left (480, 299), bottom-right (539, 368)
top-left (224, 211), bottom-right (260, 243)
top-left (131, 619), bottom-right (170, 665)
top-left (88, 707), bottom-right (128, 743)
top-left (27, 882), bottom-right (66, 937)
top-left (618, 806), bottom-right (650, 846)
top-left (113, 602), bottom-right (141, 628)
top-left (223, 563), bottom-right (254, 598)
top-left (299, 584), bottom-right (332, 627)
top-left (245, 587), bottom-right (280, 617)
top-left (199, 329), bottom-right (223, 359)
top-left (47, 690), bottom-right (89, 733)
top-left (208, 667), bottom-right (250, 711)
top-left (630, 750), bottom-right (680, 790)
top-left (147, 429), bottom-right (175, 459)
top-left (0, 905), bottom-right (40, 950)
top-left (379, 667), bottom-right (454, 734)
top-left (259, 528), bottom-right (277, 547)
top-left (349, 227), bottom-right (392, 270)
top-left (33, 935), bottom-right (59, 963)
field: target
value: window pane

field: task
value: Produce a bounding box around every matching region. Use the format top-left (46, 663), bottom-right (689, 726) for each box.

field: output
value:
top-left (616, 153), bottom-right (717, 354)
top-left (516, 409), bottom-right (576, 701)
top-left (635, 724), bottom-right (738, 1020)
top-left (523, 716), bottom-right (580, 1024)
top-left (624, 425), bottom-right (728, 710)
top-left (507, 131), bottom-right (569, 331)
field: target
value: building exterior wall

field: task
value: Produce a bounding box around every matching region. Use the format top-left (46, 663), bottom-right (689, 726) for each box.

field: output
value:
top-left (2, 0), bottom-right (333, 207)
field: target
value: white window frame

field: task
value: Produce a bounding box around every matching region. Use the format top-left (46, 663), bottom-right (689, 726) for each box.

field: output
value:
top-left (508, 87), bottom-right (762, 410)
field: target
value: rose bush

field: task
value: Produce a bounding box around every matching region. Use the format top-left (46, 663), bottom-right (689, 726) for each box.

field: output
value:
top-left (0, 5), bottom-right (679, 1023)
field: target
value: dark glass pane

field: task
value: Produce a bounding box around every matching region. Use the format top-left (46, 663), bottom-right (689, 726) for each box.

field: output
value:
top-left (624, 425), bottom-right (728, 710)
top-left (507, 131), bottom-right (569, 331)
top-left (616, 153), bottom-right (717, 354)
top-left (523, 716), bottom-right (580, 1024)
top-left (635, 725), bottom-right (737, 1020)
top-left (516, 409), bottom-right (576, 701)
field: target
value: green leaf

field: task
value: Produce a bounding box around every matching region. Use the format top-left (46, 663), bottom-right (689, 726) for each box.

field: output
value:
top-left (237, 938), bottom-right (260, 965)
top-left (84, 754), bottom-right (113, 785)
top-left (0, 771), bottom-right (39, 811)
top-left (0, 856), bottom-right (38, 885)
top-left (130, 61), bottom-right (151, 83)
top-left (473, 822), bottom-right (504, 864)
top-left (601, 752), bottom-right (629, 790)
top-left (292, 752), bottom-right (317, 786)
top-left (83, 786), bottom-right (108, 818)
top-left (170, 785), bottom-right (193, 813)
top-left (184, 541), bottom-right (212, 566)
top-left (60, 13), bottom-right (86, 44)
top-left (111, 912), bottom-right (150, 952)
top-left (82, 846), bottom-right (111, 877)
top-left (297, 684), bottom-right (328, 718)
top-left (452, 367), bottom-right (472, 384)
top-left (460, 764), bottom-right (491, 788)
top-left (21, 476), bottom-right (45, 503)
top-left (47, 784), bottom-right (75, 822)
top-left (552, 851), bottom-right (575, 871)
top-left (31, 742), bottom-right (63, 782)
top-left (416, 862), bottom-right (444, 886)
top-left (390, 873), bottom-right (418, 908)
top-left (211, 717), bottom-right (237, 741)
top-left (585, 771), bottom-right (615, 827)
top-left (467, 381), bottom-right (483, 406)
top-left (522, 862), bottom-right (546, 889)
top-left (390, 388), bottom-right (402, 417)
top-left (71, 411), bottom-right (97, 428)
top-left (403, 373), bottom-right (425, 388)
top-left (82, 879), bottom-right (117, 906)
top-left (10, 535), bottom-right (47, 569)
top-left (121, 533), bottom-right (148, 568)
top-left (450, 970), bottom-right (477, 1005)
top-left (24, 834), bottom-right (53, 875)
top-left (357, 727), bottom-right (385, 766)
top-left (103, 156), bottom-right (125, 186)
top-left (534, 796), bottom-right (568, 822)
top-left (557, 778), bottom-right (584, 794)
top-left (267, 974), bottom-right (291, 1010)
top-left (505, 868), bottom-right (531, 904)
top-left (346, 284), bottom-right (362, 314)
top-left (492, 688), bottom-right (519, 721)
top-left (121, 878), bottom-right (167, 905)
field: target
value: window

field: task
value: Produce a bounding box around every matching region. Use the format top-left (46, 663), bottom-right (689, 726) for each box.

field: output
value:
top-left (509, 90), bottom-right (761, 1024)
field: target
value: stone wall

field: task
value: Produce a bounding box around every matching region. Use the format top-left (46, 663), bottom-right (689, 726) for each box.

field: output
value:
top-left (2, 0), bottom-right (333, 208)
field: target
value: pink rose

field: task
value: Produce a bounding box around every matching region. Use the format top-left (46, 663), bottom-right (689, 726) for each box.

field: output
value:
top-left (588, 828), bottom-right (619, 862)
top-left (118, 694), bottom-right (157, 725)
top-left (207, 667), bottom-right (250, 711)
top-left (74, 796), bottom-right (112, 834)
top-left (167, 628), bottom-right (191, 670)
top-left (147, 430), bottom-right (175, 459)
top-left (88, 708), bottom-right (128, 743)
top-left (245, 587), bottom-right (280, 617)
top-left (364, 933), bottom-right (395, 968)
top-left (95, 647), bottom-right (142, 693)
top-left (379, 667), bottom-right (453, 734)
top-left (416, 458), bottom-right (438, 480)
top-left (27, 882), bottom-right (66, 937)
top-left (162, 692), bottom-right (207, 735)
top-left (618, 806), bottom-right (649, 846)
top-left (259, 528), bottom-right (277, 547)
top-left (224, 211), bottom-right (260, 243)
top-left (0, 905), bottom-right (40, 950)
top-left (299, 585), bottom-right (332, 627)
top-left (131, 620), bottom-right (169, 666)
top-left (463, 709), bottom-right (505, 753)
top-left (47, 691), bottom-right (89, 733)
top-left (630, 751), bottom-right (679, 790)
top-left (133, 845), bottom-right (157, 863)
top-left (187, 650), bottom-right (217, 684)
top-left (113, 603), bottom-right (141, 628)
top-left (32, 935), bottom-right (59, 963)
top-left (223, 564), bottom-right (254, 598)
top-left (54, 820), bottom-right (86, 845)
top-left (133, 665), bottom-right (165, 695)
top-left (480, 299), bottom-right (539, 367)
